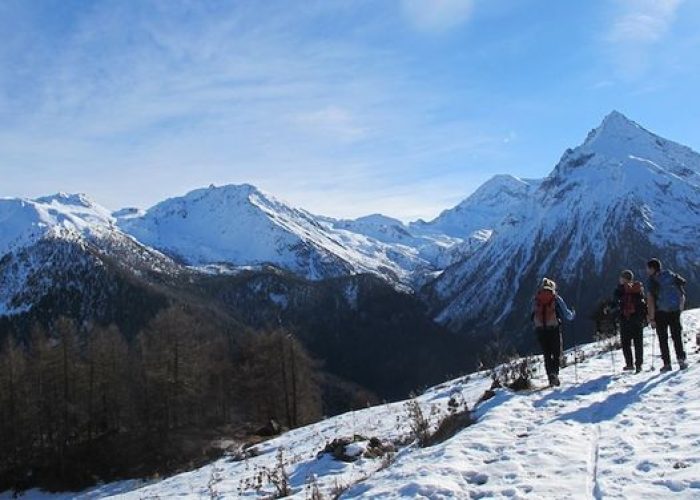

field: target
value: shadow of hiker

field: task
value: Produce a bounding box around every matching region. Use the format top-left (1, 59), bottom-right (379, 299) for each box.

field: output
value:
top-left (551, 372), bottom-right (677, 424)
top-left (533, 375), bottom-right (614, 409)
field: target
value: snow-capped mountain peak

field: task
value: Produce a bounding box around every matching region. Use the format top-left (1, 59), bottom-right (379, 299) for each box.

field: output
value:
top-left (462, 174), bottom-right (534, 205)
top-left (0, 193), bottom-right (116, 257)
top-left (34, 192), bottom-right (99, 209)
top-left (117, 184), bottom-right (431, 284)
top-left (0, 193), bottom-right (180, 317)
top-left (412, 174), bottom-right (539, 238)
top-left (563, 111), bottom-right (700, 186)
top-left (428, 111), bottom-right (700, 338)
top-left (586, 110), bottom-right (643, 142)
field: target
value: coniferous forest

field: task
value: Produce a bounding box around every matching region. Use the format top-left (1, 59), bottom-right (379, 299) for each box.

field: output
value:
top-left (0, 308), bottom-right (322, 491)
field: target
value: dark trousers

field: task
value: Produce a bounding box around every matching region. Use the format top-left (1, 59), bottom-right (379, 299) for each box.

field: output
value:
top-left (656, 310), bottom-right (686, 365)
top-left (620, 318), bottom-right (643, 369)
top-left (537, 327), bottom-right (562, 377)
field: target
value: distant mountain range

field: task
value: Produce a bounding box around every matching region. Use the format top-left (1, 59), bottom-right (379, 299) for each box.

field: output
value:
top-left (1, 111), bottom-right (698, 394)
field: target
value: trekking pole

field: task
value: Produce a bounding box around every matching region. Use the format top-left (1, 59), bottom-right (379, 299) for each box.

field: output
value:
top-left (610, 338), bottom-right (616, 375)
top-left (572, 328), bottom-right (579, 384)
top-left (650, 327), bottom-right (656, 371)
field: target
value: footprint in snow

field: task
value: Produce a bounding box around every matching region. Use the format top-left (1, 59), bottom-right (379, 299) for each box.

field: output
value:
top-left (463, 471), bottom-right (489, 485)
top-left (653, 479), bottom-right (689, 493)
top-left (636, 460), bottom-right (656, 473)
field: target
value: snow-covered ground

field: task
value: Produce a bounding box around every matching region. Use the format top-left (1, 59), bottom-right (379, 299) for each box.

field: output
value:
top-left (12, 309), bottom-right (699, 499)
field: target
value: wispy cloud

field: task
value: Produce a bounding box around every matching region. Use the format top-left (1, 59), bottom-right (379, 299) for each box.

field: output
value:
top-left (3, 1), bottom-right (698, 221)
top-left (608, 0), bottom-right (682, 44)
top-left (400, 0), bottom-right (475, 33)
top-left (605, 0), bottom-right (684, 78)
top-left (0, 1), bottom-right (499, 220)
top-left (291, 106), bottom-right (368, 142)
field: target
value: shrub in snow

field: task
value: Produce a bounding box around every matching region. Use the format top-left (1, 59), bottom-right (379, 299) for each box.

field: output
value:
top-left (490, 356), bottom-right (537, 392)
top-left (402, 394), bottom-right (473, 448)
top-left (422, 408), bottom-right (473, 447)
top-left (305, 474), bottom-right (323, 500)
top-left (206, 464), bottom-right (223, 500)
top-left (363, 437), bottom-right (396, 459)
top-left (318, 436), bottom-right (366, 462)
top-left (476, 333), bottom-right (536, 391)
top-left (237, 447), bottom-right (290, 498)
top-left (227, 444), bottom-right (261, 462)
top-left (317, 435), bottom-right (394, 463)
top-left (475, 388), bottom-right (497, 406)
top-left (329, 478), bottom-right (350, 499)
top-left (404, 399), bottom-right (432, 447)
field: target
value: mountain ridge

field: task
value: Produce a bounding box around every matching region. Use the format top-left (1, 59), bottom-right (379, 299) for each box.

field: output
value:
top-left (1, 111), bottom-right (698, 345)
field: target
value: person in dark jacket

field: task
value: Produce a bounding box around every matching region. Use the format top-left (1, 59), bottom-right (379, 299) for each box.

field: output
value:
top-left (646, 258), bottom-right (688, 371)
top-left (609, 270), bottom-right (647, 373)
top-left (532, 278), bottom-right (576, 387)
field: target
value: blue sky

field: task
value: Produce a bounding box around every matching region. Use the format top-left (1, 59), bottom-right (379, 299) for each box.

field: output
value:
top-left (1, 0), bottom-right (699, 221)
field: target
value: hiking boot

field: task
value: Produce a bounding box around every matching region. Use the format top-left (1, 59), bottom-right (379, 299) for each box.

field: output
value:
top-left (551, 375), bottom-right (561, 387)
top-left (659, 364), bottom-right (672, 373)
top-left (678, 359), bottom-right (688, 370)
top-left (635, 366), bottom-right (642, 374)
top-left (622, 365), bottom-right (634, 371)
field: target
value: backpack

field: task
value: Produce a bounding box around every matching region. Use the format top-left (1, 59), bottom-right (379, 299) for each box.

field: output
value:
top-left (650, 270), bottom-right (686, 312)
top-left (620, 281), bottom-right (646, 319)
top-left (533, 288), bottom-right (559, 328)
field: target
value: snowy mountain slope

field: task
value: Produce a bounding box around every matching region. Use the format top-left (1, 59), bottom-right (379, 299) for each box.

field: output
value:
top-left (347, 313), bottom-right (700, 499)
top-left (0, 194), bottom-right (179, 317)
top-left (411, 174), bottom-right (541, 239)
top-left (328, 175), bottom-right (541, 274)
top-left (427, 111), bottom-right (700, 339)
top-left (117, 184), bottom-right (431, 285)
top-left (0, 193), bottom-right (115, 258)
top-left (325, 213), bottom-right (485, 270)
top-left (28, 309), bottom-right (700, 499)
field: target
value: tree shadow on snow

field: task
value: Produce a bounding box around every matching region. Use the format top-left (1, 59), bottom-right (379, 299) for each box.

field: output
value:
top-left (549, 372), bottom-right (677, 424)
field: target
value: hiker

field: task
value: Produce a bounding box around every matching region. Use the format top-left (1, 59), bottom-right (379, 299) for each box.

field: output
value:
top-left (609, 270), bottom-right (647, 374)
top-left (532, 278), bottom-right (576, 387)
top-left (646, 258), bottom-right (688, 371)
